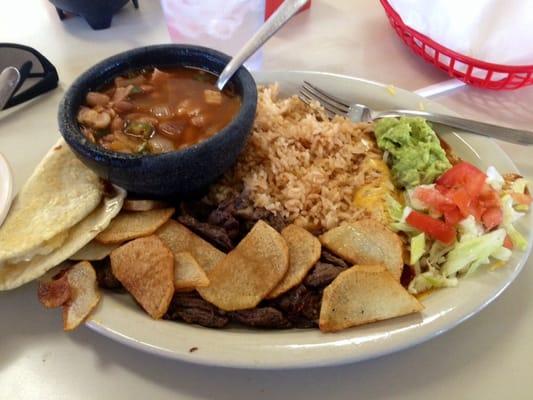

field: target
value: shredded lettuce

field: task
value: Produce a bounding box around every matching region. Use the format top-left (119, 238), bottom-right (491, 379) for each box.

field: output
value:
top-left (511, 178), bottom-right (529, 194)
top-left (516, 204), bottom-right (529, 212)
top-left (442, 228), bottom-right (506, 277)
top-left (458, 215), bottom-right (484, 241)
top-left (410, 233), bottom-right (426, 265)
top-left (386, 196), bottom-right (420, 234)
top-left (501, 195), bottom-right (527, 251)
top-left (427, 241), bottom-right (453, 266)
top-left (492, 247), bottom-right (512, 261)
top-left (502, 195), bottom-right (525, 224)
top-left (506, 224), bottom-right (527, 251)
top-left (408, 268), bottom-right (458, 294)
top-left (385, 194), bottom-right (403, 221)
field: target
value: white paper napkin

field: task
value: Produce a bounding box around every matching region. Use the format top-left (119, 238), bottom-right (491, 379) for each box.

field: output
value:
top-left (389, 0), bottom-right (533, 65)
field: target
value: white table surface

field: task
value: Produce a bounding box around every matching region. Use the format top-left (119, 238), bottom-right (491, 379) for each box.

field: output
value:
top-left (1, 1), bottom-right (532, 399)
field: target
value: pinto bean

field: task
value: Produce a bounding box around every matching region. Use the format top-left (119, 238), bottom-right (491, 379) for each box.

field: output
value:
top-left (113, 101), bottom-right (135, 113)
top-left (77, 107), bottom-right (111, 129)
top-left (111, 116), bottom-right (124, 132)
top-left (159, 121), bottom-right (186, 138)
top-left (112, 85), bottom-right (134, 102)
top-left (86, 92), bottom-right (111, 107)
top-left (140, 84), bottom-right (154, 93)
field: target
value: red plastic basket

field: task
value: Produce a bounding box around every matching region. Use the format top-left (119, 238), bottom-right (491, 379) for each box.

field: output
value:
top-left (380, 0), bottom-right (533, 90)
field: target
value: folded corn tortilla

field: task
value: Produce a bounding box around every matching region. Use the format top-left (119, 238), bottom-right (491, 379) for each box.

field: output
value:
top-left (0, 186), bottom-right (125, 290)
top-left (0, 140), bottom-right (103, 266)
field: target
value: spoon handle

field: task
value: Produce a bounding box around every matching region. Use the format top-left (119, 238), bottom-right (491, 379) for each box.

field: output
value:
top-left (216, 0), bottom-right (309, 90)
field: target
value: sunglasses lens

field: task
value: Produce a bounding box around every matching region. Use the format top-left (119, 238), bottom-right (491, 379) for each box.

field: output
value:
top-left (0, 45), bottom-right (58, 109)
top-left (0, 47), bottom-right (44, 74)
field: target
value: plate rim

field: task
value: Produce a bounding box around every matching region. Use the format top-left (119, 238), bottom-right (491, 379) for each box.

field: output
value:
top-left (84, 70), bottom-right (533, 369)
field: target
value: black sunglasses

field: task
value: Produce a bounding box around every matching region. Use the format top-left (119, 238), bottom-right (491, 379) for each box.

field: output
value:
top-left (0, 43), bottom-right (59, 110)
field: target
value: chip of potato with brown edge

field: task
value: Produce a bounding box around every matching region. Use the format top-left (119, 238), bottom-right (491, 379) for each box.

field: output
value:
top-left (110, 235), bottom-right (174, 319)
top-left (62, 261), bottom-right (101, 331)
top-left (197, 220), bottom-right (289, 311)
top-left (123, 199), bottom-right (169, 212)
top-left (174, 251), bottom-right (210, 291)
top-left (319, 264), bottom-right (423, 332)
top-left (267, 224), bottom-right (321, 299)
top-left (38, 269), bottom-right (71, 308)
top-left (156, 220), bottom-right (225, 273)
top-left (95, 208), bottom-right (175, 244)
top-left (319, 219), bottom-right (404, 281)
top-left (69, 240), bottom-right (119, 261)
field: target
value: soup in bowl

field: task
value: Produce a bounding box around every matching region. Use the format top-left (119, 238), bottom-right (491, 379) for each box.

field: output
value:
top-left (58, 45), bottom-right (257, 198)
top-left (78, 67), bottom-right (241, 154)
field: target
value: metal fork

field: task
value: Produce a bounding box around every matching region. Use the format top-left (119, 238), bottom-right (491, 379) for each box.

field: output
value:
top-left (299, 81), bottom-right (533, 145)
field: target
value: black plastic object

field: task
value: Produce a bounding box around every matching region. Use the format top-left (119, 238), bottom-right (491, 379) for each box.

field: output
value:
top-left (49, 0), bottom-right (139, 30)
top-left (58, 44), bottom-right (258, 198)
top-left (0, 43), bottom-right (59, 110)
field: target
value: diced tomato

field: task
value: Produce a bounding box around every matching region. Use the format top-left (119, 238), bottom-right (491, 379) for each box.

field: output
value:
top-left (449, 187), bottom-right (472, 217)
top-left (504, 235), bottom-right (513, 249)
top-left (443, 207), bottom-right (463, 225)
top-left (511, 192), bottom-right (532, 206)
top-left (413, 186), bottom-right (454, 210)
top-left (435, 164), bottom-right (502, 226)
top-left (481, 207), bottom-right (503, 230)
top-left (436, 162), bottom-right (487, 198)
top-left (408, 162), bottom-right (505, 236)
top-left (406, 210), bottom-right (456, 244)
top-left (478, 184), bottom-right (501, 208)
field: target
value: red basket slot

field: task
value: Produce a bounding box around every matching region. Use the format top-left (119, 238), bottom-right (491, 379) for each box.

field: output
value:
top-left (380, 0), bottom-right (533, 90)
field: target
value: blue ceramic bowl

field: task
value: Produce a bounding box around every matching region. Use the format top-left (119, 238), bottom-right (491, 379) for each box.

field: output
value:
top-left (58, 44), bottom-right (257, 198)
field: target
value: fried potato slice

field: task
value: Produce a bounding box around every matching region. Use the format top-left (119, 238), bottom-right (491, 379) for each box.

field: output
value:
top-left (319, 219), bottom-right (404, 281)
top-left (156, 220), bottom-right (225, 273)
top-left (110, 235), bottom-right (174, 319)
top-left (38, 269), bottom-right (71, 308)
top-left (319, 264), bottom-right (423, 332)
top-left (123, 199), bottom-right (169, 212)
top-left (174, 251), bottom-right (210, 291)
top-left (95, 208), bottom-right (175, 244)
top-left (198, 220), bottom-right (289, 311)
top-left (267, 224), bottom-right (321, 299)
top-left (62, 261), bottom-right (101, 331)
top-left (70, 240), bottom-right (119, 261)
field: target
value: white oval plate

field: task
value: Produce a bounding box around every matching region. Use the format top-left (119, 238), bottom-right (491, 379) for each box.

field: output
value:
top-left (83, 71), bottom-right (532, 369)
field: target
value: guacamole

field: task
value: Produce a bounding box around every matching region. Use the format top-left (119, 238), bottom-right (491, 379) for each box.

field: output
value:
top-left (374, 117), bottom-right (451, 188)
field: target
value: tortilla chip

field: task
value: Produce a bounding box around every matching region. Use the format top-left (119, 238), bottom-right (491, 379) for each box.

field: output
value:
top-left (174, 251), bottom-right (209, 291)
top-left (38, 269), bottom-right (71, 308)
top-left (123, 199), bottom-right (169, 212)
top-left (319, 264), bottom-right (423, 332)
top-left (197, 220), bottom-right (289, 311)
top-left (70, 240), bottom-right (118, 261)
top-left (96, 208), bottom-right (175, 245)
top-left (62, 261), bottom-right (101, 331)
top-left (0, 139), bottom-right (103, 266)
top-left (267, 224), bottom-right (321, 299)
top-left (156, 220), bottom-right (225, 274)
top-left (319, 219), bottom-right (404, 281)
top-left (110, 235), bottom-right (174, 319)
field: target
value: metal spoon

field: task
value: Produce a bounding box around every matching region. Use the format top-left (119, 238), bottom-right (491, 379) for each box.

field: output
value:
top-left (0, 67), bottom-right (21, 110)
top-left (216, 0), bottom-right (309, 90)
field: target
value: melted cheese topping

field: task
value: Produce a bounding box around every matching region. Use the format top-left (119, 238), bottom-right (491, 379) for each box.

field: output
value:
top-left (353, 159), bottom-right (401, 221)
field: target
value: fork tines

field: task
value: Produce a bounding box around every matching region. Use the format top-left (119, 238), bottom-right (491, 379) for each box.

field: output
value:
top-left (299, 81), bottom-right (350, 117)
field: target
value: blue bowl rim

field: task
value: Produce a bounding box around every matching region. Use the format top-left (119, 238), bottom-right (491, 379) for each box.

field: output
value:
top-left (58, 44), bottom-right (257, 163)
